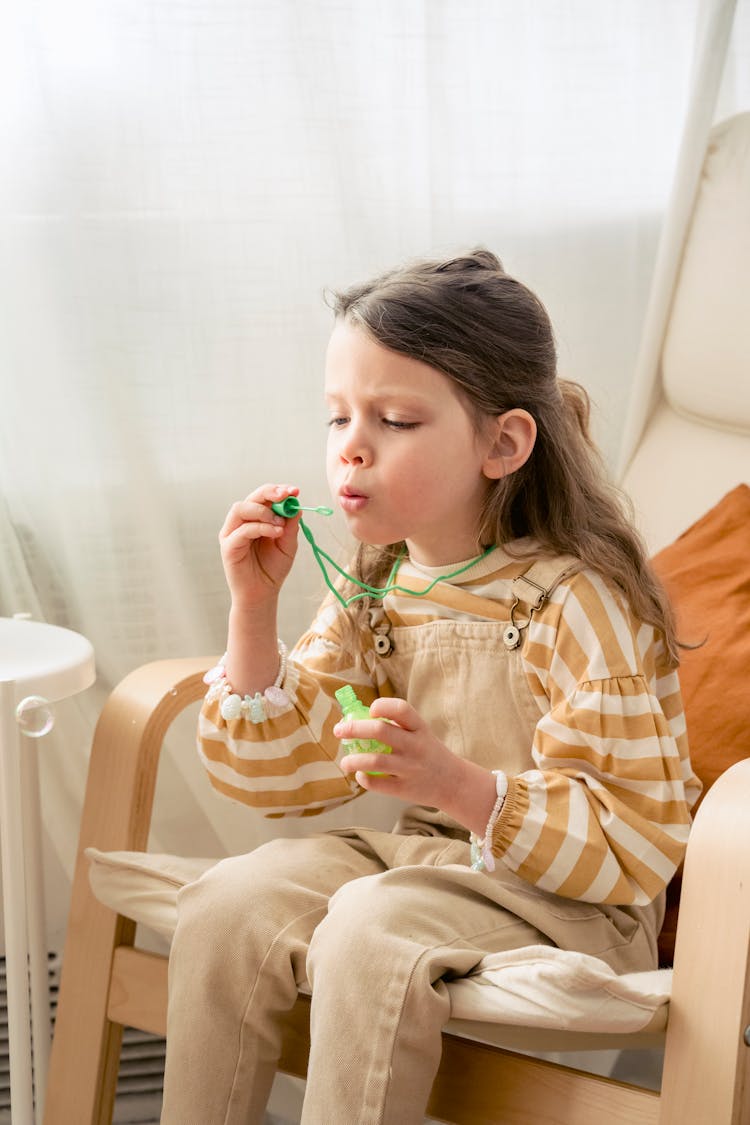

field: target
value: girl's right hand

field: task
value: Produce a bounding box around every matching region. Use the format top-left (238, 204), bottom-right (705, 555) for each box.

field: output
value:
top-left (219, 484), bottom-right (301, 609)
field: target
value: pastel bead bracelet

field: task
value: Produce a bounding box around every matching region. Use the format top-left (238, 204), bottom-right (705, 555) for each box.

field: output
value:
top-left (470, 769), bottom-right (508, 873)
top-left (203, 640), bottom-right (291, 724)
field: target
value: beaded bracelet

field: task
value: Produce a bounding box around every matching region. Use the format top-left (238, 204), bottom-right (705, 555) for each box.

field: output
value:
top-left (470, 769), bottom-right (508, 873)
top-left (203, 640), bottom-right (291, 724)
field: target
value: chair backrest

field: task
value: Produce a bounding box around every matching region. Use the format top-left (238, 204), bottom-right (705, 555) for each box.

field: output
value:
top-left (621, 111), bottom-right (750, 552)
top-left (619, 111), bottom-right (750, 966)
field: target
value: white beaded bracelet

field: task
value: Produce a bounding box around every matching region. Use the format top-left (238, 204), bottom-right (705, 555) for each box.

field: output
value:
top-left (203, 640), bottom-right (290, 724)
top-left (470, 769), bottom-right (508, 873)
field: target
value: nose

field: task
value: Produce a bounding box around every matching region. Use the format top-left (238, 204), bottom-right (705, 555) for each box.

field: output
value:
top-left (337, 422), bottom-right (371, 466)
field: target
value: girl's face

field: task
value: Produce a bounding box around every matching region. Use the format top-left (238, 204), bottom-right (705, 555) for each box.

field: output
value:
top-left (325, 320), bottom-right (497, 566)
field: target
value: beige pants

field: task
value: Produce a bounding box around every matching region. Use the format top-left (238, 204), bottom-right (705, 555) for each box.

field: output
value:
top-left (161, 828), bottom-right (659, 1125)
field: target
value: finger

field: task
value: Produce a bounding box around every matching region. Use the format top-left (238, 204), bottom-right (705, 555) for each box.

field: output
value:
top-left (249, 482), bottom-right (301, 519)
top-left (339, 750), bottom-right (399, 777)
top-left (273, 518), bottom-right (301, 558)
top-left (333, 718), bottom-right (402, 750)
top-left (221, 482), bottom-right (301, 535)
top-left (244, 483), bottom-right (299, 505)
top-left (221, 521), bottom-right (284, 559)
top-left (354, 770), bottom-right (405, 796)
top-left (220, 501), bottom-right (284, 539)
top-left (368, 696), bottom-right (421, 731)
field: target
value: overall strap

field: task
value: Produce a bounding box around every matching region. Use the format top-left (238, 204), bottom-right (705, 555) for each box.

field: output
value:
top-left (503, 555), bottom-right (580, 650)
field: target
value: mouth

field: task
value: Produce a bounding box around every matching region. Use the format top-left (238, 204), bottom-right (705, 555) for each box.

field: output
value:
top-left (339, 485), bottom-right (369, 513)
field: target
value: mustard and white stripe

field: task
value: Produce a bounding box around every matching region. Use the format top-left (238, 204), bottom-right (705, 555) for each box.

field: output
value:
top-left (506, 569), bottom-right (698, 904)
top-left (197, 545), bottom-right (699, 904)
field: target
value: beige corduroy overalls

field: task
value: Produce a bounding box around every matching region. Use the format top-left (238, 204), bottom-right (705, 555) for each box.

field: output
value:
top-left (161, 558), bottom-right (663, 1125)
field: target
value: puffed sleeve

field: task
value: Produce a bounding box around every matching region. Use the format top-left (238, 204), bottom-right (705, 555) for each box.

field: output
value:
top-left (198, 596), bottom-right (378, 816)
top-left (489, 568), bottom-right (701, 905)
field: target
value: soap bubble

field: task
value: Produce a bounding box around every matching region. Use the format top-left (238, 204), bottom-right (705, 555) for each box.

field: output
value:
top-left (15, 695), bottom-right (55, 739)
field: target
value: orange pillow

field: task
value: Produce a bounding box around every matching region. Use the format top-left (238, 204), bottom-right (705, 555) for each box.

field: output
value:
top-left (651, 483), bottom-right (750, 963)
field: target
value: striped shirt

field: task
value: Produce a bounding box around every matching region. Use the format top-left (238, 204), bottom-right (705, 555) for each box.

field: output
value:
top-left (199, 544), bottom-right (699, 906)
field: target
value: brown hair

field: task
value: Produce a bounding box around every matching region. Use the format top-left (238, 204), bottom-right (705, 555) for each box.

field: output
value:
top-left (328, 248), bottom-right (680, 664)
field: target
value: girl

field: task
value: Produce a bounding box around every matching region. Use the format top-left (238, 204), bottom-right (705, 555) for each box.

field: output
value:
top-left (161, 249), bottom-right (699, 1125)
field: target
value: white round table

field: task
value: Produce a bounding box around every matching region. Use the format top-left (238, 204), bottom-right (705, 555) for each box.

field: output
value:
top-left (0, 616), bottom-right (95, 1125)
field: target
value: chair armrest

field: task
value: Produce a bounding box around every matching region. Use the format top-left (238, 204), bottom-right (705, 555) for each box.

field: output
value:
top-left (660, 757), bottom-right (750, 1123)
top-left (47, 658), bottom-right (216, 1125)
top-left (78, 656), bottom-right (217, 855)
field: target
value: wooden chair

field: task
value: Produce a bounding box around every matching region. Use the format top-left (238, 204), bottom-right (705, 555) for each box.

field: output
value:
top-left (44, 112), bottom-right (750, 1125)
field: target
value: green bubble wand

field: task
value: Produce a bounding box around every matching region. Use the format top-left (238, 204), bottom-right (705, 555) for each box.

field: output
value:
top-left (271, 496), bottom-right (493, 608)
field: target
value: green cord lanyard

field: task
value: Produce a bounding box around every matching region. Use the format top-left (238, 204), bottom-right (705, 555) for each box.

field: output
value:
top-left (298, 517), bottom-right (495, 609)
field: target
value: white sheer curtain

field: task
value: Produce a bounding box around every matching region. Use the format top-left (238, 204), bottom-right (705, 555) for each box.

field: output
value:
top-left (1, 0), bottom-right (748, 947)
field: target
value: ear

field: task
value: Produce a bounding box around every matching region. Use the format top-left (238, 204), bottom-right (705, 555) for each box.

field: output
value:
top-left (482, 409), bottom-right (537, 480)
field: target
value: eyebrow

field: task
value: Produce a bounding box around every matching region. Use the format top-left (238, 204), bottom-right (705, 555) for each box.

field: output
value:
top-left (324, 386), bottom-right (433, 407)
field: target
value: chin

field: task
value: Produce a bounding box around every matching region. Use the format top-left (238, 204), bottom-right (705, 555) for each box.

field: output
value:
top-left (353, 533), bottom-right (400, 549)
top-left (348, 520), bottom-right (414, 552)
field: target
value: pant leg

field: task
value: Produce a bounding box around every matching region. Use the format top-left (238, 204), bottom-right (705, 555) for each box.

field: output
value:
top-left (301, 862), bottom-right (551, 1125)
top-left (160, 834), bottom-right (384, 1125)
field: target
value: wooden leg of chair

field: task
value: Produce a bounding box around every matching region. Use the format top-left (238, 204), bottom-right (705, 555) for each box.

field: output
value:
top-left (44, 874), bottom-right (134, 1124)
top-left (658, 760), bottom-right (750, 1125)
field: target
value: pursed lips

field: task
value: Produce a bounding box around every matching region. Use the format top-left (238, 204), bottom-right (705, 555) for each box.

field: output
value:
top-left (339, 484), bottom-right (369, 511)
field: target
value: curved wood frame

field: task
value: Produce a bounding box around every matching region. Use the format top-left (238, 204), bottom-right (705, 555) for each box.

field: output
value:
top-left (45, 658), bottom-right (212, 1125)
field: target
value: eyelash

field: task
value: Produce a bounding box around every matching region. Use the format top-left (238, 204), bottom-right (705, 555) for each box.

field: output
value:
top-left (327, 418), bottom-right (419, 431)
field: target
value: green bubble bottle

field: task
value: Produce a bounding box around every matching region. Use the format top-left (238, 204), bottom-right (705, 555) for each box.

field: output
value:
top-left (334, 685), bottom-right (392, 775)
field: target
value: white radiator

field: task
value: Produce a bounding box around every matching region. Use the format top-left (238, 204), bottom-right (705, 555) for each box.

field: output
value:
top-left (0, 954), bottom-right (165, 1124)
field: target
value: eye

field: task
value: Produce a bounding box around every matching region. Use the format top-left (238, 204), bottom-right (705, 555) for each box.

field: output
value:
top-left (327, 417), bottom-right (349, 428)
top-left (384, 418), bottom-right (419, 430)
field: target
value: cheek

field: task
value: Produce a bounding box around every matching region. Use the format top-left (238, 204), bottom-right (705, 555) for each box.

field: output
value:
top-left (404, 451), bottom-right (482, 508)
top-left (325, 439), bottom-right (339, 485)
top-left (387, 466), bottom-right (439, 514)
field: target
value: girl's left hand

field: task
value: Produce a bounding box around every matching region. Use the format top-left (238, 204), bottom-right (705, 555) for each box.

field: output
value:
top-left (334, 696), bottom-right (467, 814)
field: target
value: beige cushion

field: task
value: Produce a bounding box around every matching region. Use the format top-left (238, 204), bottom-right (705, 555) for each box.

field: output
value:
top-left (86, 846), bottom-right (670, 1039)
top-left (86, 847), bottom-right (218, 940)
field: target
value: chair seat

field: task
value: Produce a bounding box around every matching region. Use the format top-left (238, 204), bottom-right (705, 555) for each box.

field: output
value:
top-left (86, 845), bottom-right (671, 1051)
top-left (108, 939), bottom-right (668, 1060)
